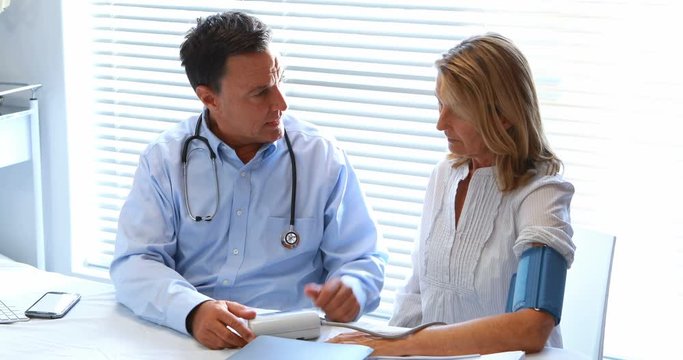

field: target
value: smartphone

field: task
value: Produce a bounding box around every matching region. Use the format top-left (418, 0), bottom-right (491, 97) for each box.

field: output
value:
top-left (25, 291), bottom-right (81, 319)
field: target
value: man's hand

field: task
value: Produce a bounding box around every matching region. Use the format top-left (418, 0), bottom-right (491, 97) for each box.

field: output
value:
top-left (304, 278), bottom-right (360, 323)
top-left (189, 300), bottom-right (256, 350)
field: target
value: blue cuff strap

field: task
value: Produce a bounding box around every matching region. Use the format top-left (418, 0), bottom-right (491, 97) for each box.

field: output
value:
top-left (506, 245), bottom-right (567, 325)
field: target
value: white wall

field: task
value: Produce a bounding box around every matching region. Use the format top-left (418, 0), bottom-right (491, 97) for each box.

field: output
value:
top-left (0, 0), bottom-right (71, 273)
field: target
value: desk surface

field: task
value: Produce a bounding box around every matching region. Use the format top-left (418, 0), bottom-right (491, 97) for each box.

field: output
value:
top-left (0, 257), bottom-right (586, 359)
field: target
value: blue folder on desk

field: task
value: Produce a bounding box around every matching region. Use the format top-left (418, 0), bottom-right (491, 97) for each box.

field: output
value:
top-left (229, 335), bottom-right (373, 359)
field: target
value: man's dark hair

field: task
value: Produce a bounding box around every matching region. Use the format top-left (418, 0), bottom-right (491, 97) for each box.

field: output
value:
top-left (179, 11), bottom-right (271, 92)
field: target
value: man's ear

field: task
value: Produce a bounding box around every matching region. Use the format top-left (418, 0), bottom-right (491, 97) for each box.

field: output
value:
top-left (195, 85), bottom-right (217, 110)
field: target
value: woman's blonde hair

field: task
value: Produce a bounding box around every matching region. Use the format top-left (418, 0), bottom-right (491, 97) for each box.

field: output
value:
top-left (436, 33), bottom-right (562, 191)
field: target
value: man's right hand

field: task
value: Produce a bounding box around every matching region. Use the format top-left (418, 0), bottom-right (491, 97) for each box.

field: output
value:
top-left (189, 300), bottom-right (257, 349)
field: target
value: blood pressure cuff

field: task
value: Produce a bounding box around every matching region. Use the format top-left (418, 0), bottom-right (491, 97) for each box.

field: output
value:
top-left (505, 245), bottom-right (567, 325)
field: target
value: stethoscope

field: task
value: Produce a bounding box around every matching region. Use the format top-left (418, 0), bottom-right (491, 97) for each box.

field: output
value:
top-left (181, 111), bottom-right (301, 249)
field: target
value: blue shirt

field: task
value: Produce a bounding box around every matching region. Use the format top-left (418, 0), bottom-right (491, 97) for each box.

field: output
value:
top-left (110, 112), bottom-right (387, 335)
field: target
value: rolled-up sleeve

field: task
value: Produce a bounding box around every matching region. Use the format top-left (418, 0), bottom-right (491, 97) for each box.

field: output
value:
top-left (513, 178), bottom-right (576, 267)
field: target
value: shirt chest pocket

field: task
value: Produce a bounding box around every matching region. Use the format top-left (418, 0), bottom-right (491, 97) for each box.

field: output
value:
top-left (250, 216), bottom-right (323, 266)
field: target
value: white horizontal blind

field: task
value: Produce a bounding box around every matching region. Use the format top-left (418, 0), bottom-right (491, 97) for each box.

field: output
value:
top-left (70, 1), bottom-right (683, 357)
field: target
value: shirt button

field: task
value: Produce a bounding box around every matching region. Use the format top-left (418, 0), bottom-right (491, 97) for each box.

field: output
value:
top-left (222, 280), bottom-right (229, 286)
top-left (232, 248), bottom-right (239, 255)
top-left (240, 172), bottom-right (246, 177)
top-left (236, 209), bottom-right (243, 216)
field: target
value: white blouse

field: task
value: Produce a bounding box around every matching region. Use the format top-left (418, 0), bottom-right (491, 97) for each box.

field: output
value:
top-left (389, 159), bottom-right (575, 348)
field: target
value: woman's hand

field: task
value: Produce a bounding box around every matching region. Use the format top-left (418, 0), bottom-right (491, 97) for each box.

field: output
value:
top-left (327, 331), bottom-right (405, 356)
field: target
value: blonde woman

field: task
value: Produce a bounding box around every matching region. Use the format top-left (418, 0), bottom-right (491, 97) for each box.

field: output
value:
top-left (330, 33), bottom-right (574, 356)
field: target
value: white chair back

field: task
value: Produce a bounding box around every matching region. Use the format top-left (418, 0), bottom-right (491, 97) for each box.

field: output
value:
top-left (561, 227), bottom-right (616, 359)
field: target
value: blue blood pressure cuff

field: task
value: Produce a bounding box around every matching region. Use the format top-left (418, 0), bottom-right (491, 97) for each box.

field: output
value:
top-left (506, 245), bottom-right (567, 325)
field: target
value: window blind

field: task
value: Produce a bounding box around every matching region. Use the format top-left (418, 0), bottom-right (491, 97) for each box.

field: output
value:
top-left (68, 1), bottom-right (683, 358)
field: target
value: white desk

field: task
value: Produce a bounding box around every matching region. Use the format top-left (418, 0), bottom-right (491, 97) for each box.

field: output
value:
top-left (0, 256), bottom-right (585, 359)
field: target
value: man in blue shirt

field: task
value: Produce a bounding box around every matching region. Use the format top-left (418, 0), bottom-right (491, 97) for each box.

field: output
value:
top-left (109, 11), bottom-right (386, 350)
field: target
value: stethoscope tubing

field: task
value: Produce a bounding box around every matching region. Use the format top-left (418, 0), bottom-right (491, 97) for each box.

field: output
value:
top-left (182, 114), bottom-right (219, 221)
top-left (181, 111), bottom-right (300, 248)
top-left (283, 130), bottom-right (297, 232)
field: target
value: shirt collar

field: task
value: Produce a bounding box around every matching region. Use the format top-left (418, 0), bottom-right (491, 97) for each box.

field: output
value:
top-left (198, 109), bottom-right (281, 164)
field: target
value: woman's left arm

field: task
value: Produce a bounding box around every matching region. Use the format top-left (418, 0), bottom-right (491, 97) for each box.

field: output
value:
top-left (330, 308), bottom-right (554, 356)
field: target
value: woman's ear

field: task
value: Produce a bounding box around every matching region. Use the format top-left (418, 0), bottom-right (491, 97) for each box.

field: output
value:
top-left (500, 116), bottom-right (513, 130)
top-left (195, 85), bottom-right (217, 110)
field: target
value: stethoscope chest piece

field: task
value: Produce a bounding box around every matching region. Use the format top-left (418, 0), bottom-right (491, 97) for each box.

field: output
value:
top-left (281, 226), bottom-right (300, 249)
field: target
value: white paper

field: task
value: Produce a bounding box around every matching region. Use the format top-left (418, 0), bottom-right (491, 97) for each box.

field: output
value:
top-left (369, 350), bottom-right (525, 360)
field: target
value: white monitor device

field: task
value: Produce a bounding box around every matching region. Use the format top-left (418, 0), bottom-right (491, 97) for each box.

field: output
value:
top-left (247, 310), bottom-right (321, 340)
